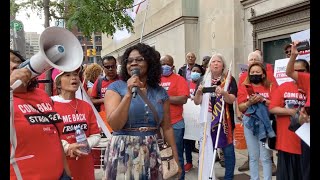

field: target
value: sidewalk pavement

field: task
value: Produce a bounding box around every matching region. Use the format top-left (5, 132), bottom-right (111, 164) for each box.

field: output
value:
top-left (94, 148), bottom-right (277, 180)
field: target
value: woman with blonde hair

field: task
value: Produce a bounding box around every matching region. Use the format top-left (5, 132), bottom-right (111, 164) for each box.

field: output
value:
top-left (194, 53), bottom-right (238, 180)
top-left (83, 63), bottom-right (103, 94)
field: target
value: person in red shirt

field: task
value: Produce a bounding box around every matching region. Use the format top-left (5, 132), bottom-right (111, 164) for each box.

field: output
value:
top-left (160, 55), bottom-right (189, 179)
top-left (237, 51), bottom-right (278, 173)
top-left (52, 68), bottom-right (101, 180)
top-left (269, 59), bottom-right (309, 180)
top-left (285, 41), bottom-right (310, 180)
top-left (90, 56), bottom-right (119, 112)
top-left (10, 50), bottom-right (70, 179)
top-left (237, 62), bottom-right (277, 180)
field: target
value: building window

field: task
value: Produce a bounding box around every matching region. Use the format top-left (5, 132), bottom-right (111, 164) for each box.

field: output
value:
top-left (88, 57), bottom-right (94, 63)
top-left (95, 36), bottom-right (102, 43)
top-left (77, 35), bottom-right (83, 43)
top-left (261, 37), bottom-right (292, 65)
top-left (96, 56), bottom-right (101, 62)
top-left (96, 46), bottom-right (102, 52)
top-left (248, 1), bottom-right (310, 65)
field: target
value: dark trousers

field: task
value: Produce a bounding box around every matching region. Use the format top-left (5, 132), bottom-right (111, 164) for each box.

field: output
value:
top-left (173, 128), bottom-right (185, 180)
top-left (276, 150), bottom-right (302, 180)
top-left (184, 139), bottom-right (195, 163)
top-left (300, 140), bottom-right (310, 180)
top-left (221, 143), bottom-right (236, 180)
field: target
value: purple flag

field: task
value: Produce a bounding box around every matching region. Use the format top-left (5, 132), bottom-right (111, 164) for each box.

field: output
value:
top-left (210, 95), bottom-right (228, 148)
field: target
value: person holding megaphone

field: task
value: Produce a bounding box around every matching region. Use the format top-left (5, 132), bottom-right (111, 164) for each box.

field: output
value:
top-left (10, 49), bottom-right (72, 179)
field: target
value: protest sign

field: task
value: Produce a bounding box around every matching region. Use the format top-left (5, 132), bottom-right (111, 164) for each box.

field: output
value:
top-left (274, 58), bottom-right (294, 85)
top-left (183, 99), bottom-right (203, 141)
top-left (290, 29), bottom-right (310, 62)
top-left (295, 122), bottom-right (310, 147)
top-left (238, 64), bottom-right (248, 73)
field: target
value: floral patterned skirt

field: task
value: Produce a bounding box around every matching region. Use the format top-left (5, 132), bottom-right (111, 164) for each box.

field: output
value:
top-left (103, 134), bottom-right (163, 180)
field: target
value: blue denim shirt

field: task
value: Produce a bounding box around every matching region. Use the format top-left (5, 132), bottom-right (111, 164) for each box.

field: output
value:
top-left (107, 80), bottom-right (169, 136)
top-left (243, 102), bottom-right (276, 141)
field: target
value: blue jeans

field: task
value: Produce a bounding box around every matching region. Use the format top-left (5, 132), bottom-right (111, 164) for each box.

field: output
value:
top-left (173, 127), bottom-right (185, 179)
top-left (243, 116), bottom-right (272, 180)
top-left (221, 143), bottom-right (236, 180)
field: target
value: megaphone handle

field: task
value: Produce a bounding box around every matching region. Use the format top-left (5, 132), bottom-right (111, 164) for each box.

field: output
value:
top-left (10, 80), bottom-right (23, 90)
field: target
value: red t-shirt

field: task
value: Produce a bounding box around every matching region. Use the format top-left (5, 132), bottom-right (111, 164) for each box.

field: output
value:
top-left (160, 74), bottom-right (189, 124)
top-left (237, 83), bottom-right (276, 105)
top-left (11, 89), bottom-right (64, 180)
top-left (297, 72), bottom-right (310, 107)
top-left (269, 82), bottom-right (306, 154)
top-left (238, 68), bottom-right (278, 89)
top-left (52, 98), bottom-right (100, 180)
top-left (91, 77), bottom-right (119, 112)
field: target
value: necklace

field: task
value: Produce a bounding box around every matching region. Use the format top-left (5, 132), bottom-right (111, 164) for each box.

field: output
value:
top-left (68, 99), bottom-right (78, 114)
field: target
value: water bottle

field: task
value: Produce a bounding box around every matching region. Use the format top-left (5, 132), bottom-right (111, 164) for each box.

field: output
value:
top-left (75, 127), bottom-right (91, 154)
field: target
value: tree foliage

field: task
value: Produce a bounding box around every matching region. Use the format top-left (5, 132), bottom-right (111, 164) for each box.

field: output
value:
top-left (10, 0), bottom-right (139, 37)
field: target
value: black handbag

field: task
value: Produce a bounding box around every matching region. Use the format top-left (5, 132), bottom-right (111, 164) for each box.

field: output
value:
top-left (262, 114), bottom-right (277, 150)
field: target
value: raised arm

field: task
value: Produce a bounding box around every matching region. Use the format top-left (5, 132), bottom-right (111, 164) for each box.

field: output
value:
top-left (286, 41), bottom-right (300, 81)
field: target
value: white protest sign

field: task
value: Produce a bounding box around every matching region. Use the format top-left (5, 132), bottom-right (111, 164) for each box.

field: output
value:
top-left (274, 58), bottom-right (294, 85)
top-left (290, 29), bottom-right (310, 62)
top-left (295, 122), bottom-right (310, 147)
top-left (183, 99), bottom-right (203, 141)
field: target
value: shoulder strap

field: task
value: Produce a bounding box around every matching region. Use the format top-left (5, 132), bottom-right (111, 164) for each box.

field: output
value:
top-left (137, 89), bottom-right (160, 124)
top-left (137, 89), bottom-right (164, 140)
top-left (97, 77), bottom-right (103, 98)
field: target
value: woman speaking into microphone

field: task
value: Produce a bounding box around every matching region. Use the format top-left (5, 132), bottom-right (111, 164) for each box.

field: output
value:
top-left (102, 43), bottom-right (181, 179)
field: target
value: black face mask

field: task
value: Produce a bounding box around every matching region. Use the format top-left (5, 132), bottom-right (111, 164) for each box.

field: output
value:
top-left (249, 74), bottom-right (263, 84)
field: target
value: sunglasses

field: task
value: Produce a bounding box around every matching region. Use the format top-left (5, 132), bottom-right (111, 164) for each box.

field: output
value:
top-left (285, 50), bottom-right (291, 54)
top-left (104, 65), bottom-right (116, 70)
top-left (295, 69), bottom-right (306, 72)
top-left (125, 57), bottom-right (145, 64)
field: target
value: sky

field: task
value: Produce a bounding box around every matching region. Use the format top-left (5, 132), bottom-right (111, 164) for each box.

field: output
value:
top-left (15, 7), bottom-right (55, 34)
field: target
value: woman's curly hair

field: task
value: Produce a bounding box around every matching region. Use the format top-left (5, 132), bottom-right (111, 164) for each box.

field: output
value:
top-left (120, 43), bottom-right (162, 88)
top-left (84, 63), bottom-right (103, 83)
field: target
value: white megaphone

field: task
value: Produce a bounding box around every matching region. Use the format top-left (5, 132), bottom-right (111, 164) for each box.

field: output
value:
top-left (11, 26), bottom-right (83, 90)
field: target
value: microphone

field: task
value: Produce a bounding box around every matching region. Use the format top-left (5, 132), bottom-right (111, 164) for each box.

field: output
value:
top-left (131, 68), bottom-right (140, 98)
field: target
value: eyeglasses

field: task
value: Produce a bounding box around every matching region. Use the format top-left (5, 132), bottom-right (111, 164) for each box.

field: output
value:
top-left (103, 65), bottom-right (116, 70)
top-left (125, 56), bottom-right (145, 64)
top-left (285, 50), bottom-right (291, 54)
top-left (295, 69), bottom-right (306, 72)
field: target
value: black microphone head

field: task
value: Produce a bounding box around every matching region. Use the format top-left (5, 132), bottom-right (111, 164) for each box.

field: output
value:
top-left (131, 68), bottom-right (140, 76)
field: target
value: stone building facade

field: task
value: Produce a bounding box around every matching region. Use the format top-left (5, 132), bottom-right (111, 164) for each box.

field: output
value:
top-left (101, 0), bottom-right (309, 77)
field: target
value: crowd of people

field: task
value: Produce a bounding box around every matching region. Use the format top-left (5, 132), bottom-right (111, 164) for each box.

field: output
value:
top-left (10, 40), bottom-right (310, 180)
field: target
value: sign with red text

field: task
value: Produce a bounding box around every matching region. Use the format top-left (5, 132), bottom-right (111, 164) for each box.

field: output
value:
top-left (274, 58), bottom-right (293, 85)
